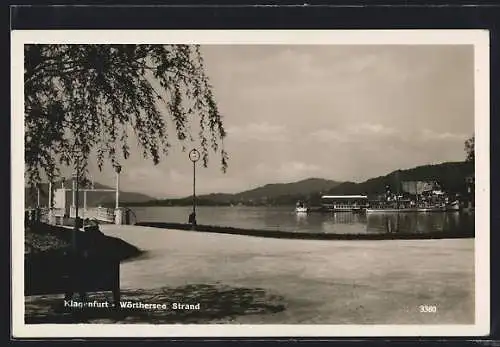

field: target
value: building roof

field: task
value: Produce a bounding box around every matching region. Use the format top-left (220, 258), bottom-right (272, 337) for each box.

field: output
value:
top-left (321, 195), bottom-right (368, 199)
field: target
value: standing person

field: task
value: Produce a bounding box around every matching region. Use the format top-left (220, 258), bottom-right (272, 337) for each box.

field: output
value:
top-left (189, 212), bottom-right (197, 227)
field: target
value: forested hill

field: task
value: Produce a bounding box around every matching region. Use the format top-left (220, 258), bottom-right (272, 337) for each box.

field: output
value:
top-left (233, 178), bottom-right (343, 200)
top-left (326, 161), bottom-right (474, 198)
top-left (109, 161), bottom-right (474, 207)
top-left (126, 178), bottom-right (343, 206)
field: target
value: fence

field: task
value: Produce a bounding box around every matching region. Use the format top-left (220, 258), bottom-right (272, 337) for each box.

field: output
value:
top-left (26, 206), bottom-right (138, 225)
top-left (69, 207), bottom-right (115, 223)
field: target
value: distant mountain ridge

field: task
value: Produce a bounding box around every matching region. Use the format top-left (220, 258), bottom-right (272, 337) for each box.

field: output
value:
top-left (125, 178), bottom-right (343, 206)
top-left (326, 161), bottom-right (474, 198)
top-left (233, 178), bottom-right (343, 200)
top-left (190, 178), bottom-right (342, 205)
top-left (123, 161), bottom-right (474, 207)
top-left (29, 161), bottom-right (473, 208)
top-left (25, 179), bottom-right (154, 208)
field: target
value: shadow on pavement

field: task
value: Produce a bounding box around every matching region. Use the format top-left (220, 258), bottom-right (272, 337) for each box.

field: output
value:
top-left (25, 283), bottom-right (286, 324)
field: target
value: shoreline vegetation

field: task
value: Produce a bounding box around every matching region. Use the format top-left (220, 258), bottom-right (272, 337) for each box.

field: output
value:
top-left (25, 223), bottom-right (143, 260)
top-left (25, 222), bottom-right (143, 296)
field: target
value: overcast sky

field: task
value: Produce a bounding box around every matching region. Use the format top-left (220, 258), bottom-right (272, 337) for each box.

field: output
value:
top-left (83, 45), bottom-right (474, 198)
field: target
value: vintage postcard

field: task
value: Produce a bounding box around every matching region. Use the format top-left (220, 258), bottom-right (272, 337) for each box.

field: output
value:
top-left (11, 30), bottom-right (490, 337)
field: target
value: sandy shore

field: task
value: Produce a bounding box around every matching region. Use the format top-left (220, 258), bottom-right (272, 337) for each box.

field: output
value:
top-left (25, 225), bottom-right (474, 324)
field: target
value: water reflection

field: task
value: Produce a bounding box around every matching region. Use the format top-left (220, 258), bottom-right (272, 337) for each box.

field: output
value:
top-left (133, 206), bottom-right (474, 235)
top-left (318, 212), bottom-right (367, 234)
top-left (364, 212), bottom-right (471, 234)
top-left (295, 212), bottom-right (308, 224)
top-left (311, 211), bottom-right (472, 235)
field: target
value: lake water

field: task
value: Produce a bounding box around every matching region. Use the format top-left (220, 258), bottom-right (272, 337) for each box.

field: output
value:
top-left (130, 206), bottom-right (474, 235)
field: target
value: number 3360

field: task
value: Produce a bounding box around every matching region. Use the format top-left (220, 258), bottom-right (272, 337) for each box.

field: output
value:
top-left (419, 305), bottom-right (437, 313)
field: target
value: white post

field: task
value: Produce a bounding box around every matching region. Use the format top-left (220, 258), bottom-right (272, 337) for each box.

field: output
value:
top-left (48, 182), bottom-right (55, 224)
top-left (115, 172), bottom-right (120, 210)
top-left (72, 178), bottom-right (76, 208)
top-left (48, 182), bottom-right (52, 208)
top-left (37, 185), bottom-right (41, 208)
top-left (83, 191), bottom-right (87, 218)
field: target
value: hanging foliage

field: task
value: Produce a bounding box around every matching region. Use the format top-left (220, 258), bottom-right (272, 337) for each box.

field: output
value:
top-left (24, 44), bottom-right (228, 184)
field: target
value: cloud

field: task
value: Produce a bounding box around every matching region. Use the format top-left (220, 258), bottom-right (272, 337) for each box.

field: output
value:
top-left (310, 129), bottom-right (350, 143)
top-left (420, 129), bottom-right (468, 142)
top-left (224, 47), bottom-right (323, 83)
top-left (168, 169), bottom-right (191, 184)
top-left (118, 166), bottom-right (172, 197)
top-left (255, 161), bottom-right (321, 182)
top-left (124, 166), bottom-right (165, 182)
top-left (282, 161), bottom-right (321, 173)
top-left (271, 48), bottom-right (323, 80)
top-left (348, 54), bottom-right (379, 73)
top-left (310, 123), bottom-right (397, 143)
top-left (226, 122), bottom-right (289, 142)
top-left (81, 45), bottom-right (473, 197)
top-left (352, 123), bottom-right (397, 136)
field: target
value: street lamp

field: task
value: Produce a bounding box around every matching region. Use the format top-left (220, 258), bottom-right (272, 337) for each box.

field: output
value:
top-left (115, 164), bottom-right (122, 225)
top-left (115, 165), bottom-right (121, 209)
top-left (188, 149), bottom-right (200, 226)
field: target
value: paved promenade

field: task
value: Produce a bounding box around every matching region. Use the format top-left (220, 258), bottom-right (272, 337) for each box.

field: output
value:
top-left (98, 225), bottom-right (475, 324)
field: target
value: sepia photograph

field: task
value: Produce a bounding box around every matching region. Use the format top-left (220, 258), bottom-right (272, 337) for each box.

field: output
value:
top-left (11, 30), bottom-right (489, 337)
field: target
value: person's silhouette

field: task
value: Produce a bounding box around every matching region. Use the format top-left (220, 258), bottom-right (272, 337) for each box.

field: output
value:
top-left (189, 212), bottom-right (197, 226)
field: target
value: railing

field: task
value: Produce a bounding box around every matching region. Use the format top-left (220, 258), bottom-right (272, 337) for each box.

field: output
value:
top-left (26, 206), bottom-right (137, 225)
top-left (45, 207), bottom-right (116, 223)
top-left (70, 207), bottom-right (115, 223)
top-left (25, 208), bottom-right (48, 224)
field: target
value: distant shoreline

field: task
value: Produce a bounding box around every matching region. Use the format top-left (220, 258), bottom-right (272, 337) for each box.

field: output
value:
top-left (26, 161), bottom-right (474, 210)
top-left (135, 221), bottom-right (474, 241)
top-left (122, 203), bottom-right (300, 208)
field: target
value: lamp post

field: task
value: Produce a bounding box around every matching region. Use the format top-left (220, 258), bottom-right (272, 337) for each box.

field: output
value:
top-left (188, 149), bottom-right (200, 226)
top-left (115, 164), bottom-right (122, 225)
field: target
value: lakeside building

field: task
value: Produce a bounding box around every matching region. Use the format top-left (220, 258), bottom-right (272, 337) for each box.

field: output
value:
top-left (465, 174), bottom-right (475, 209)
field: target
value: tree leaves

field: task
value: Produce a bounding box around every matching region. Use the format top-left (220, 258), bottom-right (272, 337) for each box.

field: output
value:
top-left (25, 44), bottom-right (228, 185)
top-left (464, 136), bottom-right (474, 162)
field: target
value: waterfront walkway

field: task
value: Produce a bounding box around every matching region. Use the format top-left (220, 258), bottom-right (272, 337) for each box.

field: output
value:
top-left (105, 225), bottom-right (474, 324)
top-left (25, 224), bottom-right (474, 324)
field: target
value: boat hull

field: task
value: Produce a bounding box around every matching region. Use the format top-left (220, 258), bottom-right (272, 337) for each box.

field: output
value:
top-left (366, 207), bottom-right (447, 213)
top-left (331, 209), bottom-right (364, 213)
top-left (321, 206), bottom-right (366, 213)
top-left (446, 201), bottom-right (461, 211)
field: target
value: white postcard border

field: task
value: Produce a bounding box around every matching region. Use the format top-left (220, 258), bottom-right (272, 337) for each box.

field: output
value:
top-left (11, 29), bottom-right (490, 338)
